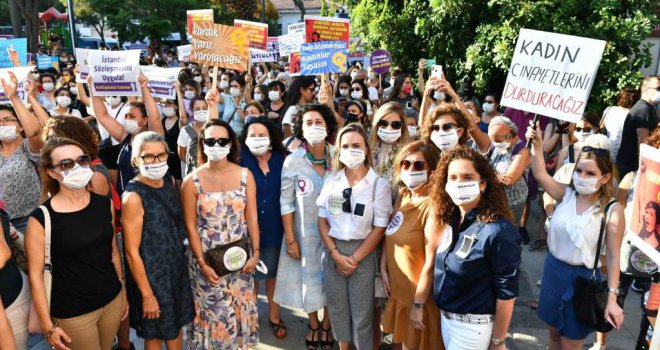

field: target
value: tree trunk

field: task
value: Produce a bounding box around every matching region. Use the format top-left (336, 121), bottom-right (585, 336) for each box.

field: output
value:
top-left (8, 0), bottom-right (22, 38)
top-left (16, 0), bottom-right (41, 52)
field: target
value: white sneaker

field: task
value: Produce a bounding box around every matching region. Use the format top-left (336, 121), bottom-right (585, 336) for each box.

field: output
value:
top-left (587, 343), bottom-right (606, 350)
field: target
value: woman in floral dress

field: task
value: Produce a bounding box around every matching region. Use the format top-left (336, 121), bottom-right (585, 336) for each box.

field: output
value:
top-left (181, 119), bottom-right (261, 349)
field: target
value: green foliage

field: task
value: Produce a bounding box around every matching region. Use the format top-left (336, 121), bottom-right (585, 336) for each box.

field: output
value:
top-left (344, 0), bottom-right (658, 112)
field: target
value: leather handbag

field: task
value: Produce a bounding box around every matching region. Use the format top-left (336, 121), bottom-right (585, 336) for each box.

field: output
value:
top-left (573, 200), bottom-right (621, 333)
top-left (28, 206), bottom-right (53, 334)
top-left (205, 237), bottom-right (250, 277)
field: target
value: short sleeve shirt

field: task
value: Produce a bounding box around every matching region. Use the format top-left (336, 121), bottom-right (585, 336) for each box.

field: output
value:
top-left (616, 100), bottom-right (658, 170)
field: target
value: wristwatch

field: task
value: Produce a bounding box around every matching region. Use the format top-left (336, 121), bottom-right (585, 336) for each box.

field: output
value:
top-left (608, 288), bottom-right (620, 296)
top-left (490, 336), bottom-right (506, 345)
top-left (413, 301), bottom-right (423, 309)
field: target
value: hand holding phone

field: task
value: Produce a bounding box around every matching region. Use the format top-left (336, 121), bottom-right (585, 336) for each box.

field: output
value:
top-left (432, 65), bottom-right (443, 79)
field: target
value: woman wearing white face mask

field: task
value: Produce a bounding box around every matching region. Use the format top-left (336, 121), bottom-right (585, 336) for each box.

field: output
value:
top-left (380, 141), bottom-right (442, 350)
top-left (122, 132), bottom-right (194, 350)
top-left (239, 117), bottom-right (289, 339)
top-left (181, 119), bottom-right (261, 349)
top-left (221, 75), bottom-right (248, 136)
top-left (350, 80), bottom-right (373, 117)
top-left (422, 104), bottom-right (491, 156)
top-left (317, 124), bottom-right (393, 350)
top-left (487, 116), bottom-right (530, 226)
top-left (37, 73), bottom-right (57, 111)
top-left (264, 81), bottom-right (286, 131)
top-left (159, 94), bottom-right (185, 187)
top-left (527, 122), bottom-right (625, 349)
top-left (429, 146), bottom-right (521, 350)
top-left (275, 104), bottom-right (338, 349)
top-left (555, 112), bottom-right (601, 169)
top-left (49, 87), bottom-right (82, 118)
top-left (479, 92), bottom-right (502, 133)
top-left (27, 137), bottom-right (128, 350)
top-left (370, 102), bottom-right (410, 188)
top-left (178, 97), bottom-right (214, 177)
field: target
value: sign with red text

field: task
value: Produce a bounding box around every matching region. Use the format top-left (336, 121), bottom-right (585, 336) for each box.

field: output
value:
top-left (304, 16), bottom-right (349, 48)
top-left (500, 29), bottom-right (606, 123)
top-left (234, 19), bottom-right (268, 52)
top-left (187, 9), bottom-right (214, 36)
top-left (190, 21), bottom-right (250, 71)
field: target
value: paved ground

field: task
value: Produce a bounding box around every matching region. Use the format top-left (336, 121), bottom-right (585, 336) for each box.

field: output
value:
top-left (28, 203), bottom-right (641, 349)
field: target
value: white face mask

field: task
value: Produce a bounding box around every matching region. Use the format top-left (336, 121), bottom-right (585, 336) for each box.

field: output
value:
top-left (407, 126), bottom-right (418, 138)
top-left (69, 87), bottom-right (78, 95)
top-left (123, 119), bottom-right (142, 135)
top-left (445, 180), bottom-right (481, 205)
top-left (57, 165), bottom-right (94, 190)
top-left (139, 161), bottom-right (169, 180)
top-left (204, 145), bottom-right (230, 161)
top-left (193, 76), bottom-right (203, 83)
top-left (572, 173), bottom-right (602, 195)
top-left (42, 82), bottom-right (55, 91)
top-left (162, 107), bottom-right (175, 117)
top-left (230, 87), bottom-right (241, 97)
top-left (493, 139), bottom-right (510, 152)
top-left (193, 110), bottom-right (208, 123)
top-left (303, 125), bottom-right (327, 145)
top-left (106, 96), bottom-right (121, 106)
top-left (219, 80), bottom-right (229, 89)
top-left (482, 102), bottom-right (495, 113)
top-left (433, 91), bottom-right (445, 101)
top-left (57, 95), bottom-right (71, 108)
top-left (653, 90), bottom-right (660, 104)
top-left (339, 88), bottom-right (349, 97)
top-left (431, 129), bottom-right (459, 151)
top-left (31, 73), bottom-right (40, 80)
top-left (0, 125), bottom-right (18, 142)
top-left (351, 91), bottom-right (362, 100)
top-left (400, 170), bottom-right (427, 189)
top-left (377, 127), bottom-right (402, 144)
top-left (253, 92), bottom-right (264, 101)
top-left (268, 91), bottom-right (281, 101)
top-left (245, 136), bottom-right (271, 156)
top-left (184, 90), bottom-right (196, 100)
top-left (339, 148), bottom-right (365, 169)
top-left (574, 131), bottom-right (592, 143)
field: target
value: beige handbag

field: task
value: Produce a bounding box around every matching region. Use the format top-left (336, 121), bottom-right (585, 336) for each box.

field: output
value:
top-left (28, 206), bottom-right (53, 334)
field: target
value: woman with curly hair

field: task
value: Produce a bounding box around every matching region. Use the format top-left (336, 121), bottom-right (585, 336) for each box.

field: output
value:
top-left (429, 146), bottom-right (521, 350)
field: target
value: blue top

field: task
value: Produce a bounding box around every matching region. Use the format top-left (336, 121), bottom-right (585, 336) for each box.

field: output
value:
top-left (478, 121), bottom-right (489, 133)
top-left (221, 93), bottom-right (248, 136)
top-left (239, 147), bottom-right (285, 249)
top-left (433, 210), bottom-right (521, 315)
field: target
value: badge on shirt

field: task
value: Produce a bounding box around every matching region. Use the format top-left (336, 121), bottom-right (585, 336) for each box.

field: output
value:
top-left (455, 233), bottom-right (477, 259)
top-left (385, 211), bottom-right (403, 236)
top-left (327, 194), bottom-right (345, 217)
top-left (295, 176), bottom-right (313, 197)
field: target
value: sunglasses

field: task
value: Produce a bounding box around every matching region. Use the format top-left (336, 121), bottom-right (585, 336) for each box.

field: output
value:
top-left (51, 154), bottom-right (91, 171)
top-left (581, 146), bottom-right (610, 157)
top-left (400, 160), bottom-right (426, 171)
top-left (342, 187), bottom-right (352, 213)
top-left (431, 122), bottom-right (458, 132)
top-left (140, 152), bottom-right (169, 164)
top-left (203, 137), bottom-right (231, 147)
top-left (377, 119), bottom-right (403, 130)
top-left (575, 127), bottom-right (592, 133)
top-left (351, 88), bottom-right (361, 92)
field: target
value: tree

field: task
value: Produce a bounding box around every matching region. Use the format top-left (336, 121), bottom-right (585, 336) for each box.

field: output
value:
top-left (61, 0), bottom-right (119, 47)
top-left (15, 0), bottom-right (65, 52)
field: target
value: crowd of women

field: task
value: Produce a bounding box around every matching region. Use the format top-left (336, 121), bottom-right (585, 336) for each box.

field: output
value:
top-left (0, 45), bottom-right (659, 350)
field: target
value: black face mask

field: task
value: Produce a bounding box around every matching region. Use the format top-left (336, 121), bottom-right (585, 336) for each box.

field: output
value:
top-left (346, 112), bottom-right (361, 124)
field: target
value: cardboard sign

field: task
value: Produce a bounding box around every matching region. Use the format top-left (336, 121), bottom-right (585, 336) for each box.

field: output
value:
top-left (187, 9), bottom-right (214, 36)
top-left (278, 33), bottom-right (302, 57)
top-left (0, 38), bottom-right (27, 68)
top-left (300, 41), bottom-right (347, 75)
top-left (288, 22), bottom-right (305, 41)
top-left (88, 50), bottom-right (141, 96)
top-left (289, 52), bottom-right (301, 77)
top-left (177, 44), bottom-right (191, 62)
top-left (0, 67), bottom-right (33, 104)
top-left (140, 66), bottom-right (181, 99)
top-left (370, 49), bottom-right (392, 75)
top-left (234, 19), bottom-right (268, 52)
top-left (304, 16), bottom-right (350, 48)
top-left (500, 28), bottom-right (606, 123)
top-left (37, 55), bottom-right (59, 70)
top-left (190, 21), bottom-right (250, 71)
top-left (75, 48), bottom-right (91, 81)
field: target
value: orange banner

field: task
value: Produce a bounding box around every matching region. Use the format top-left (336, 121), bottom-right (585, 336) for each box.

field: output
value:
top-left (234, 19), bottom-right (268, 52)
top-left (191, 21), bottom-right (250, 71)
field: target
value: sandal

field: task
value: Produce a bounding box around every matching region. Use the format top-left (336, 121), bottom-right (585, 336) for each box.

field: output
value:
top-left (320, 327), bottom-right (335, 350)
top-left (306, 324), bottom-right (320, 350)
top-left (269, 318), bottom-right (288, 339)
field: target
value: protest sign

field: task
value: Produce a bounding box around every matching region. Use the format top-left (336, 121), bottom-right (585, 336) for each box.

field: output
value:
top-left (190, 21), bottom-right (250, 71)
top-left (288, 22), bottom-right (305, 41)
top-left (0, 67), bottom-right (34, 104)
top-left (141, 66), bottom-right (181, 99)
top-left (251, 52), bottom-right (277, 63)
top-left (300, 41), bottom-right (347, 75)
top-left (304, 16), bottom-right (350, 48)
top-left (289, 52), bottom-right (301, 77)
top-left (370, 49), bottom-right (392, 75)
top-left (88, 50), bottom-right (141, 97)
top-left (75, 48), bottom-right (91, 81)
top-left (36, 56), bottom-right (59, 70)
top-left (500, 28), bottom-right (606, 123)
top-left (267, 37), bottom-right (279, 56)
top-left (0, 38), bottom-right (27, 68)
top-left (234, 19), bottom-right (268, 52)
top-left (177, 44), bottom-right (191, 62)
top-left (278, 33), bottom-right (302, 57)
top-left (187, 9), bottom-right (214, 36)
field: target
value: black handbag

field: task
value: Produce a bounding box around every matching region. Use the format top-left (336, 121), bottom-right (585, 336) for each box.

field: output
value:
top-left (205, 237), bottom-right (250, 277)
top-left (573, 200), bottom-right (622, 333)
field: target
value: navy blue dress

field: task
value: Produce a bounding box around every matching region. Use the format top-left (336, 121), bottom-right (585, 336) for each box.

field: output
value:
top-left (123, 176), bottom-right (194, 340)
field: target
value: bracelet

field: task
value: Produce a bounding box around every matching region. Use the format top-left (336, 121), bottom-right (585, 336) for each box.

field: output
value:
top-left (45, 322), bottom-right (59, 338)
top-left (287, 240), bottom-right (297, 246)
top-left (329, 247), bottom-right (338, 255)
top-left (350, 254), bottom-right (359, 263)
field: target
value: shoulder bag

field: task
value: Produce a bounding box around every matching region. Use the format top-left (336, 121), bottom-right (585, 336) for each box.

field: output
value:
top-left (28, 206), bottom-right (53, 334)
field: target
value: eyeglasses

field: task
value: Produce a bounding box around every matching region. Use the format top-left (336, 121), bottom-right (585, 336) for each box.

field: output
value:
top-left (140, 152), bottom-right (169, 164)
top-left (305, 87), bottom-right (315, 92)
top-left (581, 146), bottom-right (610, 157)
top-left (342, 188), bottom-right (352, 213)
top-left (400, 160), bottom-right (426, 171)
top-left (351, 88), bottom-right (361, 92)
top-left (377, 119), bottom-right (403, 130)
top-left (431, 122), bottom-right (458, 132)
top-left (575, 127), bottom-right (592, 133)
top-left (0, 117), bottom-right (19, 125)
top-left (203, 137), bottom-right (231, 147)
top-left (50, 154), bottom-right (91, 171)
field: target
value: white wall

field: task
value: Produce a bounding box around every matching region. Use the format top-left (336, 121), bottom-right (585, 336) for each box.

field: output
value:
top-left (641, 37), bottom-right (660, 77)
top-left (279, 10), bottom-right (321, 34)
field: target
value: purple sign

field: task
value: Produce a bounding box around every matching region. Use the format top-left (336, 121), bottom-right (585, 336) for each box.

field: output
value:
top-left (370, 49), bottom-right (391, 75)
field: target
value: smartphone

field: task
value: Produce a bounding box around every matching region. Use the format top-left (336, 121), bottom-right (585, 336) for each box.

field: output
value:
top-left (424, 59), bottom-right (436, 69)
top-left (432, 65), bottom-right (443, 79)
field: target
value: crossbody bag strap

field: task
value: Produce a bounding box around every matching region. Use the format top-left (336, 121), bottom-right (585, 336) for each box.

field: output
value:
top-left (39, 205), bottom-right (52, 271)
top-left (592, 200), bottom-right (617, 272)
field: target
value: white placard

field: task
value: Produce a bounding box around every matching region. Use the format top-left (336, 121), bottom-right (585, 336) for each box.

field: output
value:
top-left (500, 28), bottom-right (606, 123)
top-left (251, 52), bottom-right (278, 63)
top-left (288, 22), bottom-right (305, 41)
top-left (278, 33), bottom-right (301, 57)
top-left (141, 66), bottom-right (181, 99)
top-left (88, 50), bottom-right (142, 97)
top-left (0, 67), bottom-right (33, 104)
top-left (75, 48), bottom-right (92, 82)
top-left (177, 45), bottom-right (191, 62)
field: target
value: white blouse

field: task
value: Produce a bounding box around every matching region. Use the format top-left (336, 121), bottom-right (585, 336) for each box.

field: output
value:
top-left (317, 167), bottom-right (392, 241)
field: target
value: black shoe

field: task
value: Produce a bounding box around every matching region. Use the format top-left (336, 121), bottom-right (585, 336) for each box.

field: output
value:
top-left (518, 227), bottom-right (530, 245)
top-left (528, 239), bottom-right (547, 252)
